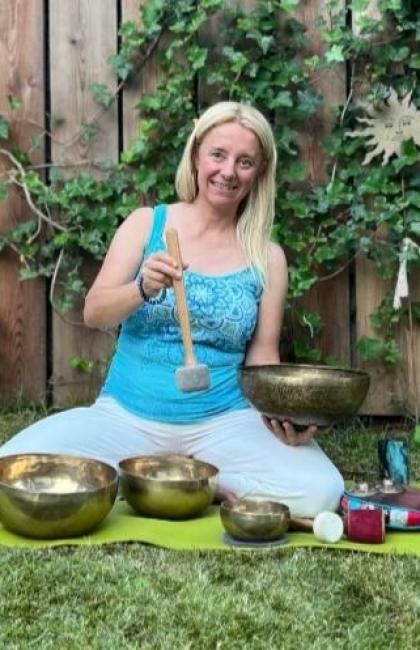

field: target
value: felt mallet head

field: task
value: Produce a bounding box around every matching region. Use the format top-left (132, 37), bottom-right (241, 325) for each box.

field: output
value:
top-left (176, 364), bottom-right (210, 392)
top-left (165, 227), bottom-right (211, 394)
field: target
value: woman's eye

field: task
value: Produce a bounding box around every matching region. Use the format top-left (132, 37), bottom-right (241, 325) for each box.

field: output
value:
top-left (239, 158), bottom-right (253, 168)
top-left (211, 151), bottom-right (223, 159)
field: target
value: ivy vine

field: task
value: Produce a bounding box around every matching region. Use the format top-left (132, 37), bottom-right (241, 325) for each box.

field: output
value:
top-left (0, 0), bottom-right (419, 376)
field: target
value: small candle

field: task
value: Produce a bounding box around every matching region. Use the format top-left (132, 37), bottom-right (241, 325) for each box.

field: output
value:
top-left (346, 508), bottom-right (385, 544)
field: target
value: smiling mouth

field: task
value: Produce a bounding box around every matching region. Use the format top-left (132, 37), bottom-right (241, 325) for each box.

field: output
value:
top-left (211, 180), bottom-right (238, 192)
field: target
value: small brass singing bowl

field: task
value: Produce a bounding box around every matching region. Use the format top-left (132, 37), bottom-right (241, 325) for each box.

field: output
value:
top-left (0, 454), bottom-right (118, 539)
top-left (119, 454), bottom-right (219, 520)
top-left (220, 499), bottom-right (290, 543)
top-left (239, 364), bottom-right (370, 428)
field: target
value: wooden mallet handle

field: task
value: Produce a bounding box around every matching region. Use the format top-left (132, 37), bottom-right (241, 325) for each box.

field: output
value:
top-left (165, 228), bottom-right (196, 366)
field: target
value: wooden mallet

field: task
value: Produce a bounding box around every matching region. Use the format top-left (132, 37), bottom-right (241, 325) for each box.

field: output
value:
top-left (165, 228), bottom-right (210, 392)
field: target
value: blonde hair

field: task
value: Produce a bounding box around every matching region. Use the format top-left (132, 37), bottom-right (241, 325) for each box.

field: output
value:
top-left (175, 102), bottom-right (277, 283)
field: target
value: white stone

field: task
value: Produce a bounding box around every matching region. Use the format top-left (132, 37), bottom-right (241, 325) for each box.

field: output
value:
top-left (313, 511), bottom-right (344, 543)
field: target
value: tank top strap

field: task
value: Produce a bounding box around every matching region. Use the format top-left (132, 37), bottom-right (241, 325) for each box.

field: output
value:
top-left (144, 204), bottom-right (167, 256)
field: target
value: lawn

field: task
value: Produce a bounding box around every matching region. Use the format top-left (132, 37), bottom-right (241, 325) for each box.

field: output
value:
top-left (1, 409), bottom-right (420, 650)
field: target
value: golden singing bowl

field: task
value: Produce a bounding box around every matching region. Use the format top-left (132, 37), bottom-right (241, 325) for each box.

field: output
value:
top-left (0, 454), bottom-right (118, 539)
top-left (239, 364), bottom-right (370, 427)
top-left (220, 499), bottom-right (290, 542)
top-left (119, 454), bottom-right (219, 520)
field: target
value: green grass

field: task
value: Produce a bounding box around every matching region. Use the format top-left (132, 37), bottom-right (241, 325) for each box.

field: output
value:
top-left (1, 409), bottom-right (420, 649)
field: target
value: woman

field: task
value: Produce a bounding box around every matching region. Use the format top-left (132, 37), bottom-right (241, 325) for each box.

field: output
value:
top-left (0, 102), bottom-right (344, 517)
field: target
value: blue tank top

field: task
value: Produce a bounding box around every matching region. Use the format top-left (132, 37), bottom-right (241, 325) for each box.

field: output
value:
top-left (101, 204), bottom-right (263, 423)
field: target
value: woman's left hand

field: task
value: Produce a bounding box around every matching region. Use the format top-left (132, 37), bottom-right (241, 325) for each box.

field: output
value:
top-left (262, 417), bottom-right (328, 446)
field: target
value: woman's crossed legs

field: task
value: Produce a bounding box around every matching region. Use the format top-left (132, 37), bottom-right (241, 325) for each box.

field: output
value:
top-left (0, 397), bottom-right (344, 518)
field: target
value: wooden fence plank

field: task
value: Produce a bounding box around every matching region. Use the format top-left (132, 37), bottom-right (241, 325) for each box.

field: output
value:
top-left (50, 0), bottom-right (118, 406)
top-left (291, 0), bottom-right (350, 365)
top-left (198, 0), bottom-right (349, 365)
top-left (198, 0), bottom-right (258, 109)
top-left (397, 267), bottom-right (420, 417)
top-left (122, 0), bottom-right (165, 152)
top-left (352, 1), bottom-right (402, 414)
top-left (355, 255), bottom-right (401, 414)
top-left (0, 0), bottom-right (46, 403)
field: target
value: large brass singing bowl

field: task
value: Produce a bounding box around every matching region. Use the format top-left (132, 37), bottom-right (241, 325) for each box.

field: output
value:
top-left (0, 454), bottom-right (118, 539)
top-left (119, 454), bottom-right (219, 520)
top-left (239, 364), bottom-right (370, 427)
top-left (220, 499), bottom-right (290, 542)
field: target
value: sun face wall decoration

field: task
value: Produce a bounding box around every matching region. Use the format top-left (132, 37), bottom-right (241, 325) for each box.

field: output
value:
top-left (346, 88), bottom-right (420, 166)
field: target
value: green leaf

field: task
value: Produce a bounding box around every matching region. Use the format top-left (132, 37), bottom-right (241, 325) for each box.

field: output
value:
top-left (0, 181), bottom-right (7, 202)
top-left (408, 220), bottom-right (420, 236)
top-left (80, 122), bottom-right (99, 142)
top-left (271, 91), bottom-right (293, 108)
top-left (136, 168), bottom-right (157, 193)
top-left (295, 89), bottom-right (322, 117)
top-left (0, 115), bottom-right (10, 140)
top-left (410, 303), bottom-right (420, 322)
top-left (282, 162), bottom-right (306, 182)
top-left (315, 244), bottom-right (338, 263)
top-left (187, 45), bottom-right (208, 71)
top-left (357, 336), bottom-right (384, 360)
top-left (379, 0), bottom-right (402, 11)
top-left (324, 355), bottom-right (344, 367)
top-left (409, 54), bottom-right (420, 70)
top-left (414, 424), bottom-right (420, 446)
top-left (297, 310), bottom-right (324, 337)
top-left (108, 53), bottom-right (134, 81)
top-left (406, 192), bottom-right (420, 209)
top-left (260, 36), bottom-right (274, 55)
top-left (293, 340), bottom-right (322, 363)
top-left (90, 83), bottom-right (114, 109)
top-left (325, 45), bottom-right (345, 63)
top-left (389, 46), bottom-right (410, 62)
top-left (279, 0), bottom-right (300, 12)
top-left (70, 356), bottom-right (94, 375)
top-left (8, 96), bottom-right (22, 111)
top-left (350, 0), bottom-right (370, 10)
top-left (383, 340), bottom-right (401, 365)
top-left (19, 266), bottom-right (42, 280)
top-left (49, 167), bottom-right (64, 183)
top-left (400, 139), bottom-right (420, 164)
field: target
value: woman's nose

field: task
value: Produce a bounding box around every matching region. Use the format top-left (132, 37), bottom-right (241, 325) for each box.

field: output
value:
top-left (220, 159), bottom-right (235, 178)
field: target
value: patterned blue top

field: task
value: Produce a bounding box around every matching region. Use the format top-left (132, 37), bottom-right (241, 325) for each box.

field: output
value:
top-left (101, 204), bottom-right (263, 422)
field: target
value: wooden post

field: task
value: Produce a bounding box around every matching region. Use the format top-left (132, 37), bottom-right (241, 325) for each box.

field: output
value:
top-left (49, 0), bottom-right (118, 406)
top-left (122, 0), bottom-right (166, 151)
top-left (352, 1), bottom-right (404, 414)
top-left (399, 268), bottom-right (420, 417)
top-left (198, 0), bottom-right (258, 110)
top-left (290, 0), bottom-right (350, 365)
top-left (0, 0), bottom-right (46, 404)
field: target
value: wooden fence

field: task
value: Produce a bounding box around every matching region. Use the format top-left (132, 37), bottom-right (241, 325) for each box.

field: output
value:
top-left (0, 0), bottom-right (419, 415)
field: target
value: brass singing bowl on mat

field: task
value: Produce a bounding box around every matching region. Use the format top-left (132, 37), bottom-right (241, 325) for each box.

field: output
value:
top-left (119, 454), bottom-right (219, 520)
top-left (220, 499), bottom-right (290, 543)
top-left (0, 454), bottom-right (118, 539)
top-left (239, 364), bottom-right (370, 427)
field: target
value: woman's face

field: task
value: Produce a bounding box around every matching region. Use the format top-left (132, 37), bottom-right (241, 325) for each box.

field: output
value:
top-left (194, 121), bottom-right (263, 211)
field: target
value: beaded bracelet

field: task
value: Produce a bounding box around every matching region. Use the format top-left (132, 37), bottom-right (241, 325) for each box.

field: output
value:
top-left (136, 273), bottom-right (166, 305)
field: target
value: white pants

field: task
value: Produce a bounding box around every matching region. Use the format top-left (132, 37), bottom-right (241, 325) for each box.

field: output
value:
top-left (0, 396), bottom-right (344, 517)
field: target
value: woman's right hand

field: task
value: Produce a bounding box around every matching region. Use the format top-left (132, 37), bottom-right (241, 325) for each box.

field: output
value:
top-left (84, 208), bottom-right (190, 329)
top-left (263, 417), bottom-right (319, 446)
top-left (141, 251), bottom-right (188, 298)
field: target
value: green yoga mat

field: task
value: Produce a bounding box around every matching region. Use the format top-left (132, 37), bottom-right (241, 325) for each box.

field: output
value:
top-left (0, 499), bottom-right (419, 554)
